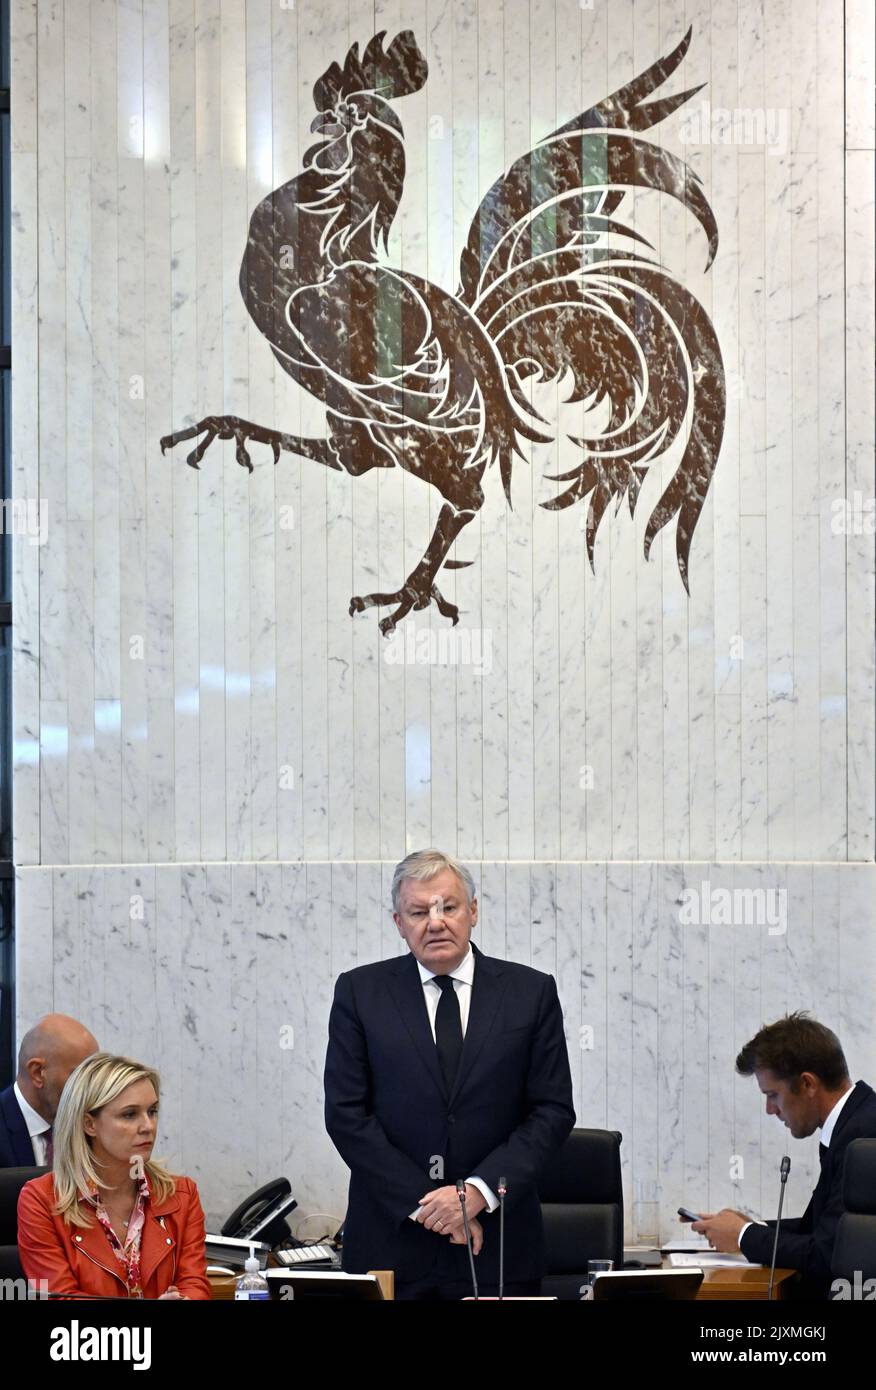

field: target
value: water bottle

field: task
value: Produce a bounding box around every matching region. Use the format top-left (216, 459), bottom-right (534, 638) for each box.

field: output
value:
top-left (235, 1245), bottom-right (270, 1301)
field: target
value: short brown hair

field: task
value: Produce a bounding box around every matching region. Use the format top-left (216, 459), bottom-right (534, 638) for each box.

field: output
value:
top-left (736, 1012), bottom-right (849, 1090)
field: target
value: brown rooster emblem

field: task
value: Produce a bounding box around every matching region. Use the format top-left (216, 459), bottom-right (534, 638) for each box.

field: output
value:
top-left (162, 27), bottom-right (724, 634)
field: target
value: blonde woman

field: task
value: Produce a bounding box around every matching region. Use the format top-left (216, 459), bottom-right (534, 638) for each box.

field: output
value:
top-left (17, 1053), bottom-right (210, 1299)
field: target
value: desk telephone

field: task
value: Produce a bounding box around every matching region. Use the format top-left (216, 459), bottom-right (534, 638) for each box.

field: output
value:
top-left (221, 1176), bottom-right (300, 1246)
top-left (218, 1177), bottom-right (337, 1269)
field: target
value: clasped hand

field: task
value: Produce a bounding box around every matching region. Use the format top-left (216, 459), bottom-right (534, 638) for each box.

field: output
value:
top-left (416, 1183), bottom-right (486, 1254)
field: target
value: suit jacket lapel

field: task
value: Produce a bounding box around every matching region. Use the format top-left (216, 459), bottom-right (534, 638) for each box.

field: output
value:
top-left (447, 944), bottom-right (507, 1107)
top-left (73, 1189), bottom-right (181, 1290)
top-left (74, 1206), bottom-right (129, 1287)
top-left (387, 944), bottom-right (509, 1105)
top-left (812, 1084), bottom-right (871, 1223)
top-left (140, 1192), bottom-right (180, 1288)
top-left (829, 1081), bottom-right (870, 1144)
top-left (6, 1091), bottom-right (38, 1166)
top-left (387, 952), bottom-right (447, 1100)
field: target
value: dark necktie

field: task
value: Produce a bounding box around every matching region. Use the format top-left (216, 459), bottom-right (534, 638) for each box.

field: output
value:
top-left (44, 1128), bottom-right (54, 1167)
top-left (434, 975), bottom-right (463, 1093)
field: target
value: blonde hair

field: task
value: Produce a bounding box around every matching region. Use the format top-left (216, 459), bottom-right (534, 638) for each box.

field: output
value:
top-left (52, 1052), bottom-right (176, 1228)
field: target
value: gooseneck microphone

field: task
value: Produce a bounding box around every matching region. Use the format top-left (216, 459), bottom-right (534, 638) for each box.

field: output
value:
top-left (457, 1179), bottom-right (478, 1301)
top-left (498, 1176), bottom-right (507, 1302)
top-left (767, 1156), bottom-right (791, 1301)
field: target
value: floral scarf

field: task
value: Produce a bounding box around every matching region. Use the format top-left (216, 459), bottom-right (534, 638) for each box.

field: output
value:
top-left (87, 1170), bottom-right (151, 1298)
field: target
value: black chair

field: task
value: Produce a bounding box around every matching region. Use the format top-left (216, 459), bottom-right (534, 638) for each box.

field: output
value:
top-left (831, 1138), bottom-right (876, 1290)
top-left (537, 1128), bottom-right (624, 1300)
top-left (0, 1165), bottom-right (48, 1281)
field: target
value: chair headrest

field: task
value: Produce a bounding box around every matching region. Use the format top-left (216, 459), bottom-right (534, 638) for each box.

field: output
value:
top-left (538, 1128), bottom-right (623, 1204)
top-left (0, 1166), bottom-right (49, 1242)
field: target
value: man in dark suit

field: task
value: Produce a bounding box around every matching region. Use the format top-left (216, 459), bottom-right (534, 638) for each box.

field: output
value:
top-left (692, 1012), bottom-right (876, 1297)
top-left (0, 1014), bottom-right (98, 1167)
top-left (324, 849), bottom-right (575, 1299)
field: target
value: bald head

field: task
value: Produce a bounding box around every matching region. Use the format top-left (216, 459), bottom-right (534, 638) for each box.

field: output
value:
top-left (17, 1014), bottom-right (99, 1122)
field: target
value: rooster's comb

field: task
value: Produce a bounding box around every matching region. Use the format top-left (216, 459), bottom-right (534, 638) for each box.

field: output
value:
top-left (313, 30), bottom-right (428, 111)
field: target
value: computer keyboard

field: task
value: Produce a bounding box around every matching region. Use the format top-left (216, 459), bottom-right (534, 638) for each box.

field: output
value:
top-left (274, 1243), bottom-right (337, 1267)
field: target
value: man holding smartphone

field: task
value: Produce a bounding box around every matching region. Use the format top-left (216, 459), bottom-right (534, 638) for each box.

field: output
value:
top-left (691, 1013), bottom-right (876, 1298)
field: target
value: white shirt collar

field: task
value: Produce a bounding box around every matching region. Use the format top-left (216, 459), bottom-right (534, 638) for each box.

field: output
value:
top-left (13, 1081), bottom-right (52, 1140)
top-left (821, 1082), bottom-right (855, 1148)
top-left (415, 943), bottom-right (475, 986)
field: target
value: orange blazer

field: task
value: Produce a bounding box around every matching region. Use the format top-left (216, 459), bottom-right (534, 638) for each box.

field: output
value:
top-left (17, 1172), bottom-right (212, 1300)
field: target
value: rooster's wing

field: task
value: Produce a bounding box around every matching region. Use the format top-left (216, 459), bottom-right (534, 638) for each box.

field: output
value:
top-left (456, 26), bottom-right (725, 589)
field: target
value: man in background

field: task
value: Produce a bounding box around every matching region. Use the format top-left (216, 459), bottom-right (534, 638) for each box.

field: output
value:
top-left (0, 1014), bottom-right (98, 1167)
top-left (693, 1013), bottom-right (876, 1297)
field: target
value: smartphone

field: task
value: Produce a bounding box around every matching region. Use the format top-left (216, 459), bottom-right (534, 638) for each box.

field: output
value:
top-left (677, 1206), bottom-right (703, 1223)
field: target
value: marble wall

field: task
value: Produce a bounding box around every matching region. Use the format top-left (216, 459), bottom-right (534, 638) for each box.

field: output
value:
top-left (10, 0), bottom-right (875, 1243)
top-left (15, 859), bottom-right (876, 1239)
top-left (11, 0), bottom-right (875, 866)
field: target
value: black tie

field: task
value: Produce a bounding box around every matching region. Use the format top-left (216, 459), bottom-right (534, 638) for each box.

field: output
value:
top-left (434, 976), bottom-right (463, 1093)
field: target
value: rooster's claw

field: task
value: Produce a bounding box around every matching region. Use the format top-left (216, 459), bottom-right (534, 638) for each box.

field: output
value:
top-left (349, 582), bottom-right (460, 632)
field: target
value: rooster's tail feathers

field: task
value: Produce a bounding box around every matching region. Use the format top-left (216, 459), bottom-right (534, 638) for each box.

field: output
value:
top-left (545, 25), bottom-right (701, 142)
top-left (540, 266), bottom-right (725, 589)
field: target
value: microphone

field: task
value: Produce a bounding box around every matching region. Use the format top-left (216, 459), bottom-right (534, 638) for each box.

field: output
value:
top-left (498, 1176), bottom-right (507, 1302)
top-left (456, 1179), bottom-right (478, 1302)
top-left (767, 1156), bottom-right (791, 1301)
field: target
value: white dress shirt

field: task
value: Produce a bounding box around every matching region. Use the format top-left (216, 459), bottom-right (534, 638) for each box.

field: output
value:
top-left (738, 1083), bottom-right (856, 1248)
top-left (13, 1081), bottom-right (52, 1166)
top-left (819, 1082), bottom-right (855, 1147)
top-left (409, 945), bottom-right (499, 1221)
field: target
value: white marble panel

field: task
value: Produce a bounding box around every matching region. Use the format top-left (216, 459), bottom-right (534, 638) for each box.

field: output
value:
top-left (763, 13), bottom-right (795, 858)
top-left (168, 0), bottom-right (200, 861)
top-left (221, 0), bottom-right (254, 864)
top-left (194, 2), bottom-right (228, 864)
top-left (846, 0), bottom-right (876, 152)
top-left (845, 146), bottom-right (876, 860)
top-left (816, 0), bottom-right (850, 860)
top-left (451, 0), bottom-right (484, 862)
top-left (13, 859), bottom-right (876, 1242)
top-left (11, 143), bottom-right (41, 866)
top-left (245, 1), bottom-right (280, 863)
top-left (505, 115), bottom-right (539, 858)
top-left (143, 12), bottom-right (176, 864)
top-left (476, 0), bottom-right (510, 862)
top-left (9, 0), bottom-right (874, 868)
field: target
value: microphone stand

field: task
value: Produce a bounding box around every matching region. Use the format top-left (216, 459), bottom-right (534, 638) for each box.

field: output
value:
top-left (456, 1179), bottom-right (478, 1301)
top-left (498, 1176), bottom-right (507, 1302)
top-left (767, 1156), bottom-right (791, 1301)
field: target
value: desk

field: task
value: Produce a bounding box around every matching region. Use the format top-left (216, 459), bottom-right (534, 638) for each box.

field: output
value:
top-left (209, 1265), bottom-right (792, 1301)
top-left (208, 1269), bottom-right (394, 1300)
top-left (693, 1264), bottom-right (797, 1300)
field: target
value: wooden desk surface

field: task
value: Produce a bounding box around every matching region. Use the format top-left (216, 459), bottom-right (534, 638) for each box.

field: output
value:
top-left (692, 1264), bottom-right (797, 1300)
